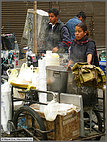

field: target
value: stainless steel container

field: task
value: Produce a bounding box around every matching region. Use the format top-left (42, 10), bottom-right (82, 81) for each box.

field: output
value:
top-left (66, 69), bottom-right (98, 108)
top-left (46, 66), bottom-right (68, 93)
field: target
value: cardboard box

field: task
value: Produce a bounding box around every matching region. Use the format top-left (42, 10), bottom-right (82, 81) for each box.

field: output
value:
top-left (30, 104), bottom-right (80, 140)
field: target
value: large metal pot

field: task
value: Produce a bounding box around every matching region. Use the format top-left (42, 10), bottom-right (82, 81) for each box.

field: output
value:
top-left (66, 69), bottom-right (98, 108)
top-left (46, 66), bottom-right (68, 93)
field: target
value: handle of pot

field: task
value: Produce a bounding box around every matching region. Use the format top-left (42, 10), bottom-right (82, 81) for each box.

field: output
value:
top-left (53, 71), bottom-right (61, 78)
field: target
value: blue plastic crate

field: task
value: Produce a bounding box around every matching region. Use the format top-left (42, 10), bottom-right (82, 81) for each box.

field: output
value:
top-left (99, 61), bottom-right (106, 75)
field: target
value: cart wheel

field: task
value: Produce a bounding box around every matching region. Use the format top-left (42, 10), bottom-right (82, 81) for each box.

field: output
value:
top-left (13, 106), bottom-right (48, 140)
top-left (84, 109), bottom-right (102, 140)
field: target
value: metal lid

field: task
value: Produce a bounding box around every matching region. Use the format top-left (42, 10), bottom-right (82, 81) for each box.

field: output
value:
top-left (46, 66), bottom-right (67, 72)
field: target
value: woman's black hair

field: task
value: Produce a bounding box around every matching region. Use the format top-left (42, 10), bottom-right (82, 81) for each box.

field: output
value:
top-left (48, 8), bottom-right (59, 17)
top-left (75, 22), bottom-right (89, 36)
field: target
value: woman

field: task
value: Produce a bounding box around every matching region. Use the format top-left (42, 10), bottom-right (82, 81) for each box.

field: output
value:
top-left (68, 22), bottom-right (96, 67)
top-left (67, 22), bottom-right (98, 108)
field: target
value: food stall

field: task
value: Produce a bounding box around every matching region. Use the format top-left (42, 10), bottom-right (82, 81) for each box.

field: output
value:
top-left (1, 51), bottom-right (105, 141)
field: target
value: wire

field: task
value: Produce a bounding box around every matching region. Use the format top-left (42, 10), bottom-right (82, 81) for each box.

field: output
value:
top-left (1, 56), bottom-right (9, 65)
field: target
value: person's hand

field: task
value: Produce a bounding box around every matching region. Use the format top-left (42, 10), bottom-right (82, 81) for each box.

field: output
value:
top-left (52, 47), bottom-right (58, 53)
top-left (42, 53), bottom-right (45, 56)
top-left (68, 60), bottom-right (73, 67)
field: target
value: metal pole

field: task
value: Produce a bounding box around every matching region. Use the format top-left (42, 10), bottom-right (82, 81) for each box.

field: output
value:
top-left (33, 1), bottom-right (37, 55)
top-left (103, 89), bottom-right (105, 132)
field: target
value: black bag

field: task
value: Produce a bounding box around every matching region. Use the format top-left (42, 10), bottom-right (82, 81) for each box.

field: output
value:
top-left (94, 44), bottom-right (99, 67)
top-left (1, 33), bottom-right (16, 50)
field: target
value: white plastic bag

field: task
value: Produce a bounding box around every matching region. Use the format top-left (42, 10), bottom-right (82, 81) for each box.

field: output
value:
top-left (44, 100), bottom-right (59, 121)
top-left (18, 63), bottom-right (33, 83)
top-left (32, 68), bottom-right (39, 89)
top-left (1, 82), bottom-right (12, 132)
top-left (7, 69), bottom-right (18, 83)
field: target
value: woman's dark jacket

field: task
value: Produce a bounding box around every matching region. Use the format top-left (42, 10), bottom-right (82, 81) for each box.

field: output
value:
top-left (69, 36), bottom-right (96, 65)
top-left (44, 19), bottom-right (71, 52)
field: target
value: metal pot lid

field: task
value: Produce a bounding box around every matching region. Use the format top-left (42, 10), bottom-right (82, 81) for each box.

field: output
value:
top-left (46, 66), bottom-right (67, 72)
